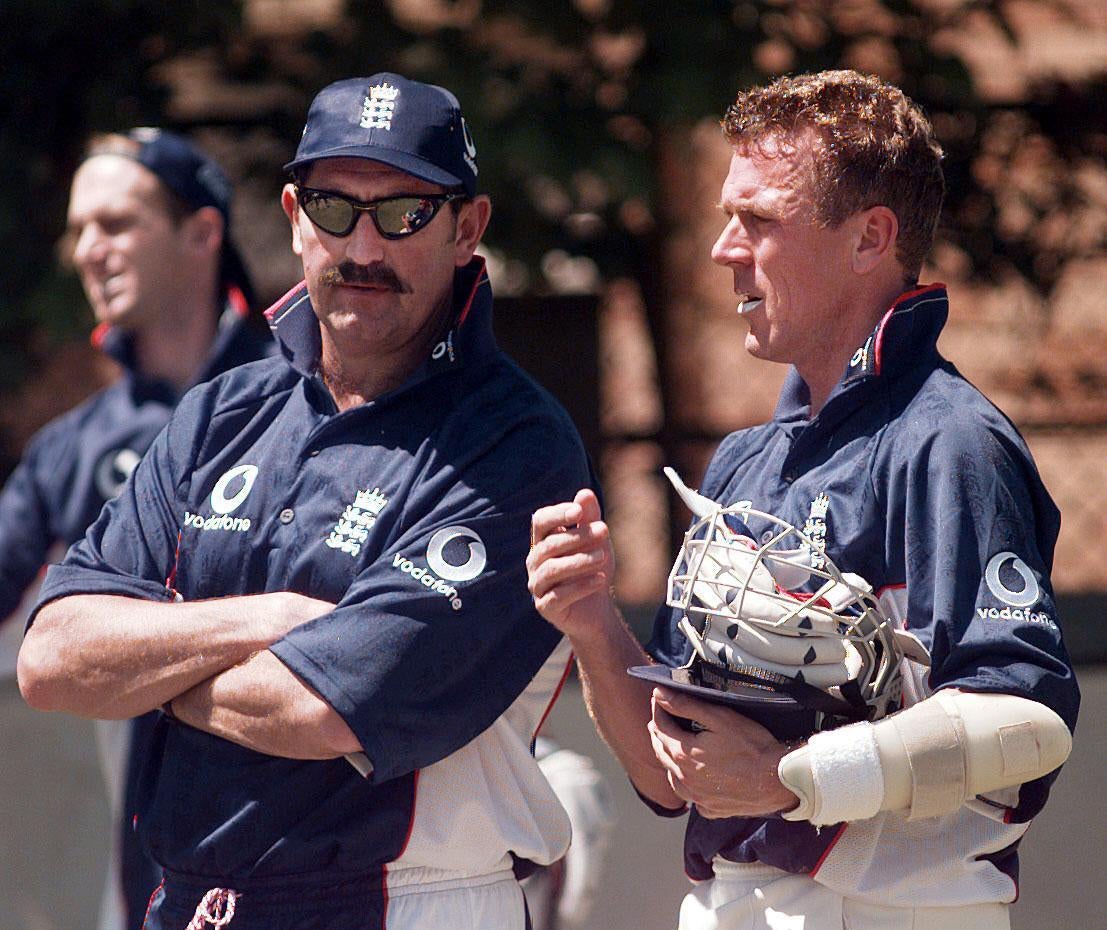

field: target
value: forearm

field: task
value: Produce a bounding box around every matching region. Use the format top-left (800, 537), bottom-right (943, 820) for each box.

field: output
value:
top-left (527, 491), bottom-right (681, 808)
top-left (170, 649), bottom-right (362, 759)
top-left (571, 604), bottom-right (683, 810)
top-left (19, 593), bottom-right (290, 718)
top-left (777, 689), bottom-right (1072, 825)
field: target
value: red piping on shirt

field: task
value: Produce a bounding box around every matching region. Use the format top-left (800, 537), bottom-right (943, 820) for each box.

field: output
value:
top-left (893, 282), bottom-right (946, 305)
top-left (164, 530), bottom-right (183, 598)
top-left (264, 280), bottom-right (308, 322)
top-left (533, 653), bottom-right (575, 741)
top-left (381, 769), bottom-right (421, 929)
top-left (90, 321), bottom-right (112, 350)
top-left (873, 283), bottom-right (946, 376)
top-left (873, 581), bottom-right (907, 601)
top-left (455, 258), bottom-right (488, 329)
top-left (140, 879), bottom-right (165, 930)
top-left (810, 821), bottom-right (850, 877)
top-left (226, 284), bottom-right (249, 318)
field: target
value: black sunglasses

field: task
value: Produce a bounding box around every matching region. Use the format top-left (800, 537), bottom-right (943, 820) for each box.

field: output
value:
top-left (295, 187), bottom-right (465, 239)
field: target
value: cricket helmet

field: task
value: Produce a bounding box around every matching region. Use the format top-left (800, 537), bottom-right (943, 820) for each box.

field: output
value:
top-left (630, 469), bottom-right (926, 740)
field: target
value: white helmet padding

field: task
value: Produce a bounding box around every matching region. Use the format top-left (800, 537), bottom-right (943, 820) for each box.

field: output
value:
top-left (629, 469), bottom-right (911, 737)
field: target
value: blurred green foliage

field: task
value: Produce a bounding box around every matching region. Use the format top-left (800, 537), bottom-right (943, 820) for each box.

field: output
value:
top-left (1, 0), bottom-right (1103, 400)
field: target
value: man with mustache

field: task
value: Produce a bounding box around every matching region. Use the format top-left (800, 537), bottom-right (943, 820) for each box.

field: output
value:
top-left (527, 70), bottom-right (1077, 929)
top-left (0, 127), bottom-right (273, 930)
top-left (19, 73), bottom-right (592, 930)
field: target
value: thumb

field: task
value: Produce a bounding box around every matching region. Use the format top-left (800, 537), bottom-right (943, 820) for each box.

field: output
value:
top-left (574, 487), bottom-right (602, 523)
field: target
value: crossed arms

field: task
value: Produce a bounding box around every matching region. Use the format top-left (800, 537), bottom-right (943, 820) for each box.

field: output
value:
top-left (17, 591), bottom-right (362, 760)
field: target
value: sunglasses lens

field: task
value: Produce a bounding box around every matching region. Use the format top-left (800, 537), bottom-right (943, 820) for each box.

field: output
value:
top-left (301, 192), bottom-right (356, 236)
top-left (374, 197), bottom-right (441, 238)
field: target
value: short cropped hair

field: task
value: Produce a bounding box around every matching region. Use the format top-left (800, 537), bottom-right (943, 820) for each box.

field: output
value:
top-left (722, 70), bottom-right (945, 280)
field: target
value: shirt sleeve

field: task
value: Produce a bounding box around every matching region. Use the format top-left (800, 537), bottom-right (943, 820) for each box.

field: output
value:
top-left (893, 420), bottom-right (1079, 730)
top-left (270, 412), bottom-right (594, 784)
top-left (0, 430), bottom-right (58, 621)
top-left (30, 396), bottom-right (200, 619)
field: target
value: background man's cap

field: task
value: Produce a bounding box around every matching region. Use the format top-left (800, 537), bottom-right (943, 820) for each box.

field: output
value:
top-left (123, 127), bottom-right (235, 221)
top-left (285, 73), bottom-right (479, 197)
top-left (111, 128), bottom-right (253, 302)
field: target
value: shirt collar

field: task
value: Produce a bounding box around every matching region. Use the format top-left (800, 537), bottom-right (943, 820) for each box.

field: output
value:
top-left (840, 283), bottom-right (948, 387)
top-left (774, 283), bottom-right (948, 425)
top-left (263, 256), bottom-right (497, 389)
top-left (92, 285), bottom-right (254, 402)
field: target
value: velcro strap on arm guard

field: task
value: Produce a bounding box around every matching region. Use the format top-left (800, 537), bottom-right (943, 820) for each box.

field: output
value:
top-left (778, 690), bottom-right (1072, 825)
top-left (888, 695), bottom-right (966, 820)
top-left (778, 721), bottom-right (886, 825)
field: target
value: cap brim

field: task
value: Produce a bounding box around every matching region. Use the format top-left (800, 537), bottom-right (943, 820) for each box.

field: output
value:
top-left (284, 146), bottom-right (469, 193)
top-left (628, 663), bottom-right (803, 712)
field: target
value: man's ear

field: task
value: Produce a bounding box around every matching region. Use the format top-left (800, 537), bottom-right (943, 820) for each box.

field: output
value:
top-left (281, 183), bottom-right (304, 257)
top-left (183, 206), bottom-right (225, 259)
top-left (453, 195), bottom-right (492, 267)
top-left (852, 205), bottom-right (898, 276)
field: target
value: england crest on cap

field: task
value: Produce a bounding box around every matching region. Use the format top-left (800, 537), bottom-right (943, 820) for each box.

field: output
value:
top-left (360, 82), bottom-right (400, 130)
top-left (286, 72), bottom-right (479, 197)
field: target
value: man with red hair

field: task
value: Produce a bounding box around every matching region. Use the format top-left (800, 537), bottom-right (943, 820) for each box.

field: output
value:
top-left (528, 70), bottom-right (1077, 930)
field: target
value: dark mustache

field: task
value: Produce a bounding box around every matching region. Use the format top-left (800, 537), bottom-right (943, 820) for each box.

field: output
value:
top-left (318, 261), bottom-right (411, 294)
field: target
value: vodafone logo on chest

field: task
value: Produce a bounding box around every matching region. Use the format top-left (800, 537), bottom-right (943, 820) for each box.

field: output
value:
top-left (183, 464), bottom-right (259, 533)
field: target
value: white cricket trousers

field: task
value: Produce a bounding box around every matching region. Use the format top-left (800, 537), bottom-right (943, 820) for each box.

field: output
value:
top-left (384, 867), bottom-right (529, 930)
top-left (678, 860), bottom-right (1010, 930)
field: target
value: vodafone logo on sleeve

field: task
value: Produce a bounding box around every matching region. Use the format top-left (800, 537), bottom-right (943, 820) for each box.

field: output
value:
top-left (426, 526), bottom-right (487, 581)
top-left (978, 551), bottom-right (1056, 629)
top-left (390, 525), bottom-right (488, 611)
top-left (984, 551), bottom-right (1039, 607)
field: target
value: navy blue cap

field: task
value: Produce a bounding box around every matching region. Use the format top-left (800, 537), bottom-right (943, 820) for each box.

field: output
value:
top-left (124, 127), bottom-right (235, 222)
top-left (285, 73), bottom-right (479, 197)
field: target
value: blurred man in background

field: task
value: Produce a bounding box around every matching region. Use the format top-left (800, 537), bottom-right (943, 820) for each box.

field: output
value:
top-left (522, 737), bottom-right (616, 930)
top-left (0, 127), bottom-right (272, 930)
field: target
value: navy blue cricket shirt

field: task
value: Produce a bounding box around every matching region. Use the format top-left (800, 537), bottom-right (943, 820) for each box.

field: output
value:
top-left (33, 258), bottom-right (594, 889)
top-left (647, 285), bottom-right (1079, 906)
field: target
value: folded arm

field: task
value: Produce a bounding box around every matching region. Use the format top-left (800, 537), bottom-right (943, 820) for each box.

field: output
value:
top-left (18, 591), bottom-right (333, 719)
top-left (169, 648), bottom-right (362, 759)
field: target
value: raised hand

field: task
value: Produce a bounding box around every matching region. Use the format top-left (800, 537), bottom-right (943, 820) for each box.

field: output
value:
top-left (526, 488), bottom-right (616, 642)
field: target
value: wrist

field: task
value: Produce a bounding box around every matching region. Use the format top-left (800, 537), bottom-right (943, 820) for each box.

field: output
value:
top-left (763, 741), bottom-right (802, 815)
top-left (561, 596), bottom-right (622, 653)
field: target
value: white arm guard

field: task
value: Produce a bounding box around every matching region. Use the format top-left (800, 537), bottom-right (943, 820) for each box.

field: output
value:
top-left (777, 689), bottom-right (1072, 824)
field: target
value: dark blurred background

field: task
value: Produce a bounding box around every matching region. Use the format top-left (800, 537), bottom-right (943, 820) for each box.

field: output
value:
top-left (0, 2), bottom-right (1104, 928)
